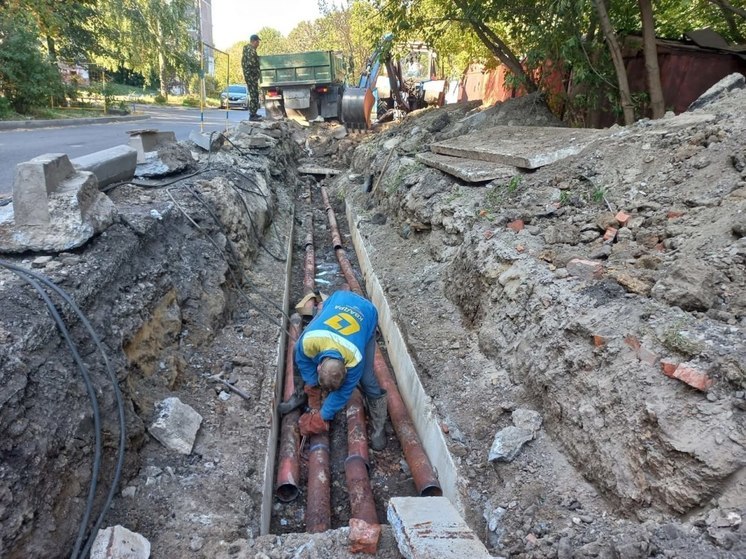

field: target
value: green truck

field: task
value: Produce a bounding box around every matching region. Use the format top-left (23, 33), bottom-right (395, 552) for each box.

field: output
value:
top-left (259, 51), bottom-right (348, 122)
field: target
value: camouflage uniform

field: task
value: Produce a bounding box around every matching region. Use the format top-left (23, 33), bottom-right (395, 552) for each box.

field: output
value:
top-left (241, 43), bottom-right (260, 116)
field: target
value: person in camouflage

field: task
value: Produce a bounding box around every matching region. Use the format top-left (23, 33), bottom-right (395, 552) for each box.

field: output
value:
top-left (241, 34), bottom-right (262, 121)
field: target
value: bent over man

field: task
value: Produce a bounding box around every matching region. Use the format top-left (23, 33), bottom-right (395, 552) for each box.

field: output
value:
top-left (286, 290), bottom-right (388, 450)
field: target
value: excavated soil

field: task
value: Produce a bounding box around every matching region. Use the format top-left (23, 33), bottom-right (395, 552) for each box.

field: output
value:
top-left (1, 83), bottom-right (745, 559)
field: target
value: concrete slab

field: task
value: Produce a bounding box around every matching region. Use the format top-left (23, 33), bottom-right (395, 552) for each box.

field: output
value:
top-left (415, 152), bottom-right (517, 183)
top-left (388, 497), bottom-right (491, 559)
top-left (430, 126), bottom-right (607, 169)
top-left (72, 145), bottom-right (137, 188)
top-left (90, 525), bottom-right (150, 559)
top-left (297, 165), bottom-right (342, 176)
top-left (188, 129), bottom-right (226, 152)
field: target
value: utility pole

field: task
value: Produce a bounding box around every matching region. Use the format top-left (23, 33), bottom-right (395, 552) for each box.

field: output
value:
top-left (195, 0), bottom-right (205, 131)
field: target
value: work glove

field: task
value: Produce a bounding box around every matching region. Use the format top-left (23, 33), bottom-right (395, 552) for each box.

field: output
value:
top-left (299, 410), bottom-right (329, 436)
top-left (304, 384), bottom-right (322, 411)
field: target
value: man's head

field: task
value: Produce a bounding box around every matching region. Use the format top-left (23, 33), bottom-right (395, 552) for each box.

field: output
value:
top-left (250, 34), bottom-right (260, 47)
top-left (318, 357), bottom-right (346, 392)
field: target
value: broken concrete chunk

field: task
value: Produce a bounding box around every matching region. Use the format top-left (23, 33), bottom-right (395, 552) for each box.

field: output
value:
top-left (415, 152), bottom-right (517, 183)
top-left (135, 143), bottom-right (194, 179)
top-left (488, 425), bottom-right (534, 462)
top-left (688, 73), bottom-right (746, 111)
top-left (348, 518), bottom-right (381, 554)
top-left (127, 129), bottom-right (177, 163)
top-left (297, 164), bottom-right (342, 176)
top-left (90, 525), bottom-right (150, 559)
top-left (12, 153), bottom-right (74, 226)
top-left (567, 258), bottom-right (604, 280)
top-left (189, 130), bottom-right (225, 152)
top-left (387, 496), bottom-right (491, 559)
top-left (148, 397), bottom-right (203, 454)
top-left (650, 259), bottom-right (721, 311)
top-left (512, 408), bottom-right (542, 435)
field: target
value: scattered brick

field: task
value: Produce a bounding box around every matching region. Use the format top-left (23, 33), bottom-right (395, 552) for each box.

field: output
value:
top-left (483, 229), bottom-right (495, 240)
top-left (516, 244), bottom-right (526, 253)
top-left (637, 346), bottom-right (658, 366)
top-left (593, 335), bottom-right (607, 347)
top-left (349, 518), bottom-right (381, 554)
top-left (604, 227), bottom-right (618, 242)
top-left (479, 209), bottom-right (488, 217)
top-left (567, 258), bottom-right (604, 280)
top-left (615, 211), bottom-right (631, 226)
top-left (664, 362), bottom-right (714, 392)
top-left (667, 210), bottom-right (686, 219)
top-left (440, 422), bottom-right (450, 434)
top-left (507, 219), bottom-right (524, 232)
top-left (624, 335), bottom-right (641, 351)
top-left (660, 359), bottom-right (678, 376)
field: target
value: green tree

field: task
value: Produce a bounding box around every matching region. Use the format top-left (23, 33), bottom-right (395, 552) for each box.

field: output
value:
top-left (213, 41), bottom-right (247, 89)
top-left (0, 9), bottom-right (63, 112)
top-left (255, 26), bottom-right (288, 55)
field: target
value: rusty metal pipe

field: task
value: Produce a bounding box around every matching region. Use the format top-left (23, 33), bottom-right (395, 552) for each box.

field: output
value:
top-left (276, 313), bottom-right (303, 502)
top-left (321, 187), bottom-right (442, 497)
top-left (345, 389), bottom-right (369, 469)
top-left (306, 433), bottom-right (331, 532)
top-left (345, 389), bottom-right (377, 525)
top-left (321, 187), bottom-right (343, 250)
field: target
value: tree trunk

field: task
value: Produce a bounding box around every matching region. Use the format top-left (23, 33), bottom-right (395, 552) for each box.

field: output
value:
top-left (638, 0), bottom-right (665, 118)
top-left (709, 0), bottom-right (745, 41)
top-left (708, 0), bottom-right (746, 20)
top-left (156, 19), bottom-right (168, 99)
top-left (593, 0), bottom-right (635, 125)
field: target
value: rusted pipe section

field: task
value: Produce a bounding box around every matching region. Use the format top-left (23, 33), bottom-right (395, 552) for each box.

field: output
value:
top-left (345, 388), bottom-right (369, 468)
top-left (373, 350), bottom-right (442, 496)
top-left (276, 313), bottom-right (303, 502)
top-left (306, 433), bottom-right (331, 532)
top-left (321, 186), bottom-right (442, 497)
top-left (345, 390), bottom-right (377, 525)
top-left (321, 187), bottom-right (343, 250)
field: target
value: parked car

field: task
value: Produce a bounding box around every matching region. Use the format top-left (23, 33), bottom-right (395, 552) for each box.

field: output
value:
top-left (219, 84), bottom-right (249, 110)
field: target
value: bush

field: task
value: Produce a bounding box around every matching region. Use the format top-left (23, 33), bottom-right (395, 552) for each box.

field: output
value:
top-left (0, 13), bottom-right (64, 113)
top-left (154, 93), bottom-right (167, 104)
top-left (182, 96), bottom-right (200, 107)
top-left (0, 96), bottom-right (14, 118)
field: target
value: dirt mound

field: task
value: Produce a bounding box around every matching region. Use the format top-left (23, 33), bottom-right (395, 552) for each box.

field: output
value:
top-left (328, 88), bottom-right (745, 557)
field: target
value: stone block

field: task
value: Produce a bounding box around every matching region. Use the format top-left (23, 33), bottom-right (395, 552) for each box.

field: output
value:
top-left (90, 525), bottom-right (150, 559)
top-left (388, 497), bottom-right (491, 559)
top-left (488, 426), bottom-right (534, 462)
top-left (148, 397), bottom-right (203, 454)
top-left (72, 145), bottom-right (137, 188)
top-left (567, 258), bottom-right (604, 280)
top-left (12, 153), bottom-right (75, 226)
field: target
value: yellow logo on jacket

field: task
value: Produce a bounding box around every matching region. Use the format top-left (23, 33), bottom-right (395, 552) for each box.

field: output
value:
top-left (323, 312), bottom-right (360, 336)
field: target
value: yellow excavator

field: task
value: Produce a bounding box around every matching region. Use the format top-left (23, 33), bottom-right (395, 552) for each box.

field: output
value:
top-left (341, 35), bottom-right (444, 131)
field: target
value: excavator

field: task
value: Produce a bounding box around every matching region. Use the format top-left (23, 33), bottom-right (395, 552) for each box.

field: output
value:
top-left (341, 34), bottom-right (444, 131)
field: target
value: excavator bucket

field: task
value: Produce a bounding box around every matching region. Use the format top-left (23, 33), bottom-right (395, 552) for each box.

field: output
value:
top-left (341, 86), bottom-right (375, 131)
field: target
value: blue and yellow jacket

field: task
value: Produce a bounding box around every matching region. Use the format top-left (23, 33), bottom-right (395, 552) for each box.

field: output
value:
top-left (295, 291), bottom-right (378, 421)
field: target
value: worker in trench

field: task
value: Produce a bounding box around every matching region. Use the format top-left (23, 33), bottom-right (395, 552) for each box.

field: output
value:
top-left (278, 290), bottom-right (388, 450)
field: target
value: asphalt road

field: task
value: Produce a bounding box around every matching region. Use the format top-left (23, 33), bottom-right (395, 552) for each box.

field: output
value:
top-left (0, 105), bottom-right (260, 195)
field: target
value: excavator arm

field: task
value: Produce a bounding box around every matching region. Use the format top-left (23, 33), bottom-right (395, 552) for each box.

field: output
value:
top-left (341, 33), bottom-right (398, 131)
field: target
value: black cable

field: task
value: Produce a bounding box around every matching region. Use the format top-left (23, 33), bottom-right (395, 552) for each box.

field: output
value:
top-left (0, 264), bottom-right (103, 559)
top-left (0, 261), bottom-right (126, 559)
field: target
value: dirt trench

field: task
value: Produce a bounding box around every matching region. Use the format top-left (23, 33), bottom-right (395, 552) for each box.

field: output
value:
top-left (1, 87), bottom-right (745, 559)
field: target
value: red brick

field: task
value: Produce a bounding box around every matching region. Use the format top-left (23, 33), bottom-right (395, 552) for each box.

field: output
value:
top-left (624, 335), bottom-right (641, 351)
top-left (567, 258), bottom-right (604, 280)
top-left (615, 211), bottom-right (631, 226)
top-left (507, 219), bottom-right (524, 232)
top-left (604, 227), bottom-right (618, 242)
top-left (349, 518), bottom-right (381, 554)
top-left (660, 359), bottom-right (678, 376)
top-left (483, 229), bottom-right (495, 240)
top-left (516, 244), bottom-right (526, 253)
top-left (593, 335), bottom-right (607, 347)
top-left (667, 210), bottom-right (685, 219)
top-left (668, 363), bottom-right (714, 392)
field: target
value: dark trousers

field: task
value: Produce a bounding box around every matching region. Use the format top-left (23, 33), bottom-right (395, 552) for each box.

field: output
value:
top-left (359, 336), bottom-right (385, 399)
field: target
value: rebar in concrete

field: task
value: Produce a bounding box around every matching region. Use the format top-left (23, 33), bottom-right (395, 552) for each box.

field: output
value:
top-left (276, 313), bottom-right (303, 502)
top-left (321, 186), bottom-right (442, 498)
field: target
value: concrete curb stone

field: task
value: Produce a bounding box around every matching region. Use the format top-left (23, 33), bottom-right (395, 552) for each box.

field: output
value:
top-left (0, 114), bottom-right (150, 131)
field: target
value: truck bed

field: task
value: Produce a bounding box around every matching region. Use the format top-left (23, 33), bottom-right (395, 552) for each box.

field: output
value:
top-left (259, 51), bottom-right (345, 87)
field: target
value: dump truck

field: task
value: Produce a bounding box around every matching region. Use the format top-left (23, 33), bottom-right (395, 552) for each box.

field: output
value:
top-left (259, 51), bottom-right (348, 122)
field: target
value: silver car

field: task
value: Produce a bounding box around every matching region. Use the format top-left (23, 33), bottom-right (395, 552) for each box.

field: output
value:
top-left (219, 84), bottom-right (248, 110)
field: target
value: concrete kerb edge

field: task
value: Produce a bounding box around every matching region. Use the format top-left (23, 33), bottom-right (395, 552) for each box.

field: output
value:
top-left (260, 203), bottom-right (295, 536)
top-left (0, 114), bottom-right (150, 131)
top-left (346, 201), bottom-right (465, 515)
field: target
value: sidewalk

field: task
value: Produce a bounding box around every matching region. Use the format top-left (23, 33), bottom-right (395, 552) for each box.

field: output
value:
top-left (0, 113), bottom-right (150, 131)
